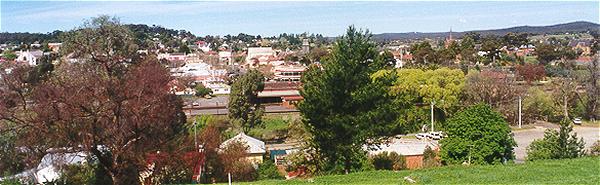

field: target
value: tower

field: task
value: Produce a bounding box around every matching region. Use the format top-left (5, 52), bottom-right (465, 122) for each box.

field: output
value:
top-left (445, 27), bottom-right (454, 48)
top-left (302, 39), bottom-right (310, 54)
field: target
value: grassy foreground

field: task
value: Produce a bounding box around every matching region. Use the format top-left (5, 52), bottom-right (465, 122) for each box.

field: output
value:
top-left (232, 157), bottom-right (600, 184)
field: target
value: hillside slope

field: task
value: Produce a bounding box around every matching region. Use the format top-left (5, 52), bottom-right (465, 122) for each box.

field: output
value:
top-left (373, 21), bottom-right (600, 41)
top-left (233, 157), bottom-right (600, 185)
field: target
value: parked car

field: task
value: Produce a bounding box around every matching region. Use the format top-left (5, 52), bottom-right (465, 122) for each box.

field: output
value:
top-left (573, 118), bottom-right (582, 125)
top-left (192, 102), bottom-right (199, 106)
top-left (416, 133), bottom-right (429, 140)
top-left (430, 131), bottom-right (444, 140)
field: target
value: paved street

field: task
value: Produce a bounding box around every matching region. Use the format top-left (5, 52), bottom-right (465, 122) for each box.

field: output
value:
top-left (185, 105), bottom-right (298, 115)
top-left (513, 125), bottom-right (599, 162)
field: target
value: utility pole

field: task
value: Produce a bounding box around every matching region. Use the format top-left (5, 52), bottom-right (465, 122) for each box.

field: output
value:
top-left (518, 96), bottom-right (522, 129)
top-left (431, 101), bottom-right (435, 132)
top-left (193, 118), bottom-right (198, 149)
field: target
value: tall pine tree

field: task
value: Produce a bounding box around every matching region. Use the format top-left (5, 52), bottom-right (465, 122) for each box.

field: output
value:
top-left (299, 26), bottom-right (397, 174)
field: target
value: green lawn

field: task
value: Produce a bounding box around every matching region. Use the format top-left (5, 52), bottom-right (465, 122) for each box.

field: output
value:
top-left (229, 157), bottom-right (599, 184)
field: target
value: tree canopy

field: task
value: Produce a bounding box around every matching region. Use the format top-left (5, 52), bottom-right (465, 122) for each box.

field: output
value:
top-left (228, 69), bottom-right (265, 133)
top-left (299, 26), bottom-right (397, 174)
top-left (0, 16), bottom-right (187, 184)
top-left (527, 119), bottom-right (585, 161)
top-left (440, 104), bottom-right (516, 165)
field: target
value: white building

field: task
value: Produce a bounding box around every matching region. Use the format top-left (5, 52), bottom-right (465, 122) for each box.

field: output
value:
top-left (218, 51), bottom-right (232, 64)
top-left (16, 50), bottom-right (43, 66)
top-left (206, 83), bottom-right (231, 95)
top-left (271, 65), bottom-right (307, 82)
top-left (246, 47), bottom-right (275, 67)
top-left (170, 62), bottom-right (227, 83)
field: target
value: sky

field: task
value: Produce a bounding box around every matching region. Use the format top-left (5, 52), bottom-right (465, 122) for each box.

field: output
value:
top-left (1, 1), bottom-right (598, 37)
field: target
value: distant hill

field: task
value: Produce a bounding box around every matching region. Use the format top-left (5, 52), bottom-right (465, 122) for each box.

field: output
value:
top-left (0, 24), bottom-right (193, 45)
top-left (2, 21), bottom-right (598, 44)
top-left (373, 21), bottom-right (600, 41)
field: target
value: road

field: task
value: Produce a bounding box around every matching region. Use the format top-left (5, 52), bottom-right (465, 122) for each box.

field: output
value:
top-left (185, 105), bottom-right (298, 115)
top-left (513, 125), bottom-right (599, 163)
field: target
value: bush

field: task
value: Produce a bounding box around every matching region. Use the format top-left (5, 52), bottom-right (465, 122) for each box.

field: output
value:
top-left (527, 119), bottom-right (585, 161)
top-left (590, 140), bottom-right (600, 156)
top-left (440, 104), bottom-right (516, 165)
top-left (523, 87), bottom-right (555, 122)
top-left (195, 84), bottom-right (213, 97)
top-left (248, 118), bottom-right (289, 141)
top-left (55, 164), bottom-right (95, 185)
top-left (217, 140), bottom-right (257, 182)
top-left (284, 150), bottom-right (317, 177)
top-left (423, 146), bottom-right (441, 168)
top-left (370, 152), bottom-right (405, 171)
top-left (55, 163), bottom-right (112, 185)
top-left (257, 159), bottom-right (283, 180)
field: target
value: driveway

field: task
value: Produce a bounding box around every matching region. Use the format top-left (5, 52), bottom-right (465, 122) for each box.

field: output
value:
top-left (513, 125), bottom-right (599, 162)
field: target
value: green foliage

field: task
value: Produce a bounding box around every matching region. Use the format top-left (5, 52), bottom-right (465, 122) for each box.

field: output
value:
top-left (526, 119), bottom-right (585, 161)
top-left (1, 50), bottom-right (17, 60)
top-left (440, 104), bottom-right (516, 165)
top-left (410, 42), bottom-right (437, 65)
top-left (55, 164), bottom-right (95, 185)
top-left (535, 43), bottom-right (559, 65)
top-left (0, 177), bottom-right (22, 185)
top-left (590, 140), bottom-right (600, 156)
top-left (370, 152), bottom-right (405, 171)
top-left (422, 146), bottom-right (441, 168)
top-left (228, 69), bottom-right (265, 133)
top-left (377, 67), bottom-right (465, 133)
top-left (299, 26), bottom-right (397, 173)
top-left (523, 87), bottom-right (555, 122)
top-left (179, 44), bottom-right (190, 54)
top-left (0, 130), bottom-right (26, 176)
top-left (55, 163), bottom-right (112, 185)
top-left (284, 150), bottom-right (317, 176)
top-left (194, 84), bottom-right (213, 97)
top-left (257, 159), bottom-right (284, 180)
top-left (389, 68), bottom-right (464, 111)
top-left (248, 117), bottom-right (290, 141)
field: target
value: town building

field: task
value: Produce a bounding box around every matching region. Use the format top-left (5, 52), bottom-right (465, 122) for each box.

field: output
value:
top-left (258, 81), bottom-right (302, 107)
top-left (301, 38), bottom-right (310, 54)
top-left (16, 50), bottom-right (44, 66)
top-left (221, 133), bottom-right (266, 164)
top-left (47, 43), bottom-right (62, 52)
top-left (271, 65), bottom-right (307, 82)
top-left (246, 47), bottom-right (276, 67)
top-left (218, 51), bottom-right (232, 65)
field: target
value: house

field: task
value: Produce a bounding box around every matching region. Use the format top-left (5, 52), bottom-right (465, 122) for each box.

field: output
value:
top-left (16, 50), bottom-right (43, 65)
top-left (1, 151), bottom-right (88, 184)
top-left (246, 47), bottom-right (276, 67)
top-left (568, 40), bottom-right (592, 56)
top-left (196, 41), bottom-right (211, 53)
top-left (221, 133), bottom-right (266, 164)
top-left (369, 138), bottom-right (438, 169)
top-left (168, 53), bottom-right (188, 62)
top-left (170, 62), bottom-right (227, 84)
top-left (205, 83), bottom-right (230, 95)
top-left (271, 65), bottom-right (307, 82)
top-left (47, 43), bottom-right (62, 52)
top-left (218, 51), bottom-right (232, 64)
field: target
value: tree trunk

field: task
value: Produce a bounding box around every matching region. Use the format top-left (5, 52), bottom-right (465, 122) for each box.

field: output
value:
top-left (344, 158), bottom-right (350, 175)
